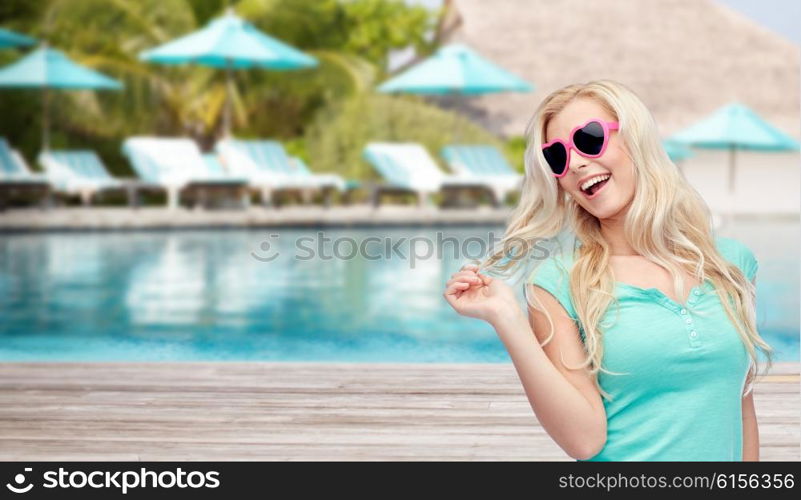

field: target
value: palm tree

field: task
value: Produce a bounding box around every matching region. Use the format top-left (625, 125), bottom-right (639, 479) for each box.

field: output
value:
top-left (20, 0), bottom-right (434, 148)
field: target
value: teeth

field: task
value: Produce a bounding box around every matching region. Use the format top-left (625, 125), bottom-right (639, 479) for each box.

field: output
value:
top-left (581, 174), bottom-right (610, 193)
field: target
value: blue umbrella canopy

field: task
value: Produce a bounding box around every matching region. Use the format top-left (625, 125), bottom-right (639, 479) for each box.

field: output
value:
top-left (0, 45), bottom-right (122, 89)
top-left (377, 43), bottom-right (532, 141)
top-left (139, 8), bottom-right (317, 136)
top-left (0, 45), bottom-right (122, 150)
top-left (669, 102), bottom-right (799, 151)
top-left (663, 139), bottom-right (694, 162)
top-left (0, 28), bottom-right (36, 49)
top-left (669, 102), bottom-right (799, 194)
top-left (140, 10), bottom-right (317, 69)
top-left (378, 43), bottom-right (533, 95)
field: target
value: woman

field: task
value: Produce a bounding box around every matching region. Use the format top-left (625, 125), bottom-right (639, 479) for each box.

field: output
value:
top-left (443, 80), bottom-right (773, 461)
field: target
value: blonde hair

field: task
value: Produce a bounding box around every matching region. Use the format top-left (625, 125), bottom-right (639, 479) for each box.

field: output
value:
top-left (479, 79), bottom-right (773, 401)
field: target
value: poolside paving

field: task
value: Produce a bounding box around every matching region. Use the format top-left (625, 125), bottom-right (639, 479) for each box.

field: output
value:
top-left (0, 361), bottom-right (797, 461)
top-left (0, 206), bottom-right (513, 231)
top-left (0, 206), bottom-right (797, 231)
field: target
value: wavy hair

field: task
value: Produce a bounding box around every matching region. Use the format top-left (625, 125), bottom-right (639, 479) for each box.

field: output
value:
top-left (478, 79), bottom-right (773, 401)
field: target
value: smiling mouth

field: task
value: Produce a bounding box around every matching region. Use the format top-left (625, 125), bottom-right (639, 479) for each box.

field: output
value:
top-left (581, 175), bottom-right (611, 198)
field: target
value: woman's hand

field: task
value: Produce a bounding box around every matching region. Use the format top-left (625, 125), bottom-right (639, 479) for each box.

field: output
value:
top-left (443, 264), bottom-right (522, 327)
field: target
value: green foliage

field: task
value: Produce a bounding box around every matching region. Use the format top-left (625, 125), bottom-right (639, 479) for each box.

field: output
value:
top-left (282, 136), bottom-right (307, 161)
top-left (0, 0), bottom-right (43, 26)
top-left (0, 0), bottom-right (439, 169)
top-left (339, 0), bottom-right (434, 69)
top-left (187, 0), bottom-right (228, 26)
top-left (305, 93), bottom-right (504, 179)
top-left (231, 50), bottom-right (377, 140)
top-left (0, 0), bottom-right (508, 186)
top-left (237, 0), bottom-right (436, 72)
top-left (504, 135), bottom-right (527, 173)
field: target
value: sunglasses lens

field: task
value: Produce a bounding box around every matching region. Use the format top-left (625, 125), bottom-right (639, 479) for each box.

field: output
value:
top-left (543, 143), bottom-right (567, 175)
top-left (573, 121), bottom-right (606, 155)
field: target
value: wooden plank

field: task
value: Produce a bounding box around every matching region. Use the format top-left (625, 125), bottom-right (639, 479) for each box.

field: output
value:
top-left (0, 362), bottom-right (797, 461)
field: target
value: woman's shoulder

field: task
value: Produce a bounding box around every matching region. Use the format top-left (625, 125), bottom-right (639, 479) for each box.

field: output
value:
top-left (714, 236), bottom-right (759, 281)
top-left (527, 247), bottom-right (579, 319)
top-left (528, 245), bottom-right (576, 281)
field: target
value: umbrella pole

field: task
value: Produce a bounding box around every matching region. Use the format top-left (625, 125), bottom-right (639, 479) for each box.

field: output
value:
top-left (42, 87), bottom-right (50, 151)
top-left (454, 94), bottom-right (464, 144)
top-left (727, 145), bottom-right (736, 227)
top-left (729, 145), bottom-right (736, 192)
top-left (224, 60), bottom-right (233, 138)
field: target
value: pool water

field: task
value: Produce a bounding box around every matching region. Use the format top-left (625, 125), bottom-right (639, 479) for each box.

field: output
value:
top-left (0, 221), bottom-right (797, 362)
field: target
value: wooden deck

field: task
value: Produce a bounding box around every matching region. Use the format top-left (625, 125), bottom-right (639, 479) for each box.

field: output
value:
top-left (0, 362), bottom-right (798, 461)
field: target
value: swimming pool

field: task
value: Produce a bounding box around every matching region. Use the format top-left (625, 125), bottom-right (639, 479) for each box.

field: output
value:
top-left (0, 220), bottom-right (797, 362)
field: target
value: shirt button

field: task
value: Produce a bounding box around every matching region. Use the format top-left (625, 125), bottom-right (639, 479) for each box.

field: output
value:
top-left (693, 289), bottom-right (701, 295)
top-left (685, 318), bottom-right (692, 324)
top-left (680, 308), bottom-right (688, 315)
top-left (690, 331), bottom-right (698, 338)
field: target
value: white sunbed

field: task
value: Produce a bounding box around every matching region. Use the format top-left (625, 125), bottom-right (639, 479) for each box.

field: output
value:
top-left (122, 137), bottom-right (250, 209)
top-left (440, 144), bottom-right (523, 205)
top-left (215, 138), bottom-right (348, 207)
top-left (37, 149), bottom-right (157, 206)
top-left (362, 142), bottom-right (502, 207)
top-left (0, 137), bottom-right (52, 209)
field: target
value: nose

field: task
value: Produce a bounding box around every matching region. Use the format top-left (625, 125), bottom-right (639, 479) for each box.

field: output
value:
top-left (568, 151), bottom-right (589, 174)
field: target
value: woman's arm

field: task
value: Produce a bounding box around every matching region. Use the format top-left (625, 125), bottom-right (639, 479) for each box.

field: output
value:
top-left (742, 383), bottom-right (759, 461)
top-left (491, 286), bottom-right (607, 460)
top-left (742, 276), bottom-right (760, 461)
top-left (444, 266), bottom-right (607, 460)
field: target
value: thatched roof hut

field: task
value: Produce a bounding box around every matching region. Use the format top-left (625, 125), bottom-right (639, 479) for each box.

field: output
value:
top-left (442, 0), bottom-right (800, 139)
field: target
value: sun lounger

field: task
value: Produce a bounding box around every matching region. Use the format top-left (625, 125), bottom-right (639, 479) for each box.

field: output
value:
top-left (122, 137), bottom-right (250, 209)
top-left (440, 144), bottom-right (522, 205)
top-left (215, 138), bottom-right (349, 207)
top-left (362, 142), bottom-right (501, 207)
top-left (37, 149), bottom-right (163, 207)
top-left (0, 137), bottom-right (52, 210)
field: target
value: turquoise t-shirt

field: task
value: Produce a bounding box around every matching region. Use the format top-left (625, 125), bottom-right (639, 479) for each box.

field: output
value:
top-left (529, 236), bottom-right (759, 461)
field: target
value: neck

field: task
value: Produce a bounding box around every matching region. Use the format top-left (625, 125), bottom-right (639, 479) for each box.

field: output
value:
top-left (599, 211), bottom-right (639, 257)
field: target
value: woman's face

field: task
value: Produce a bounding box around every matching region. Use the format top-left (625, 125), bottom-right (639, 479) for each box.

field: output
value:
top-left (545, 97), bottom-right (636, 221)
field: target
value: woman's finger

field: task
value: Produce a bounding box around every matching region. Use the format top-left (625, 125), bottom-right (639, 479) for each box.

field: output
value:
top-left (451, 269), bottom-right (477, 279)
top-left (453, 274), bottom-right (481, 284)
top-left (448, 282), bottom-right (470, 293)
top-left (445, 277), bottom-right (477, 289)
top-left (451, 271), bottom-right (481, 281)
top-left (446, 275), bottom-right (481, 288)
top-left (444, 282), bottom-right (470, 301)
top-left (444, 288), bottom-right (459, 308)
